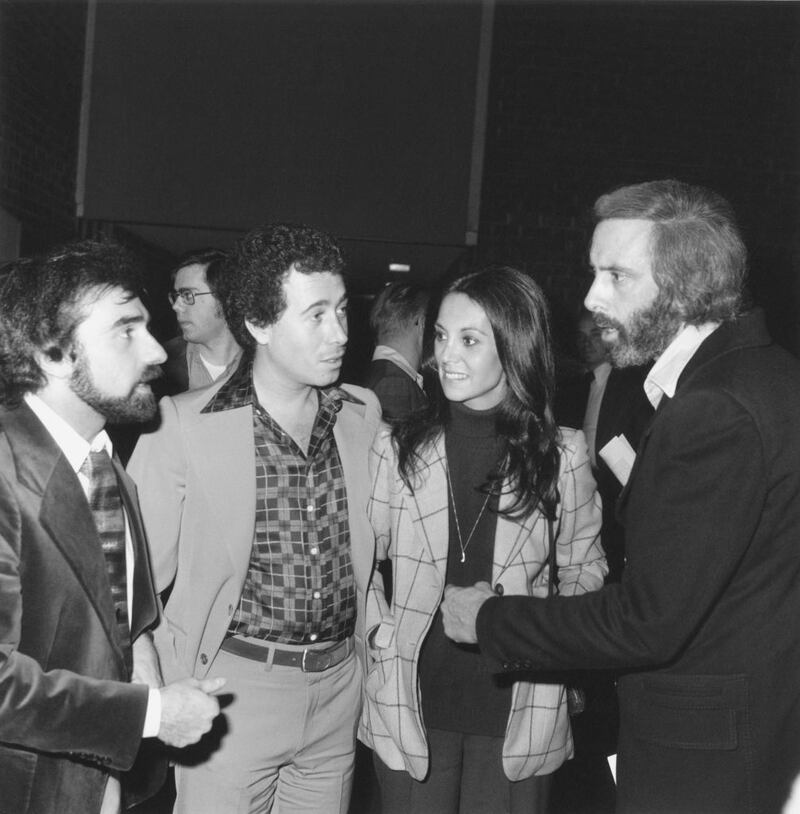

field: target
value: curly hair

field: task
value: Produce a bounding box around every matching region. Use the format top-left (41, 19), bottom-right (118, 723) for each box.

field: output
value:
top-left (594, 179), bottom-right (747, 324)
top-left (393, 265), bottom-right (562, 521)
top-left (221, 223), bottom-right (345, 350)
top-left (0, 240), bottom-right (143, 406)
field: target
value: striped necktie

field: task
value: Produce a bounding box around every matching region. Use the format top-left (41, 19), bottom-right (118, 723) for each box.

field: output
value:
top-left (80, 448), bottom-right (132, 677)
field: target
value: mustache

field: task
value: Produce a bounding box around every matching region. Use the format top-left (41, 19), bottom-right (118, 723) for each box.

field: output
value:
top-left (140, 365), bottom-right (163, 384)
top-left (592, 313), bottom-right (625, 333)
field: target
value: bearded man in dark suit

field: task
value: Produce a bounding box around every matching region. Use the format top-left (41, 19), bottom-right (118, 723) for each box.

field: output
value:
top-left (0, 241), bottom-right (223, 814)
top-left (443, 180), bottom-right (800, 814)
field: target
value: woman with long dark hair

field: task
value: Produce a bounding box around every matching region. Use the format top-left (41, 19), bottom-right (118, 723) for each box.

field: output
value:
top-left (359, 266), bottom-right (607, 813)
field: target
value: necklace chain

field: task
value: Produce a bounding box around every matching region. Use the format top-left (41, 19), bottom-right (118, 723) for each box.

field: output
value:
top-left (444, 462), bottom-right (493, 563)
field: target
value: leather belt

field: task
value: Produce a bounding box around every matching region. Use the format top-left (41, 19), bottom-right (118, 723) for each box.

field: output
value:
top-left (220, 636), bottom-right (353, 672)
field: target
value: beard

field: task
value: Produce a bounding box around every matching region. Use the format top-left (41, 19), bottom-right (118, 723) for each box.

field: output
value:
top-left (70, 355), bottom-right (161, 425)
top-left (595, 293), bottom-right (684, 368)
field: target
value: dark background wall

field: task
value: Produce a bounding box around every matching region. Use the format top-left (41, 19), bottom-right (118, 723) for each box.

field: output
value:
top-left (82, 2), bottom-right (484, 250)
top-left (0, 0), bottom-right (88, 253)
top-left (1, 0), bottom-right (798, 356)
top-left (476, 1), bottom-right (800, 355)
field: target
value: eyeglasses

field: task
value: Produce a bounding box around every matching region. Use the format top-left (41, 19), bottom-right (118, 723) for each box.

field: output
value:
top-left (168, 289), bottom-right (214, 306)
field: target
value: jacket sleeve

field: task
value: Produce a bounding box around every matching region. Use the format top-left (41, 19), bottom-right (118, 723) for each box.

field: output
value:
top-left (553, 428), bottom-right (607, 597)
top-left (477, 389), bottom-right (765, 672)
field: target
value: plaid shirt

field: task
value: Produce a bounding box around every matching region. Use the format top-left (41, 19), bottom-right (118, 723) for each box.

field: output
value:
top-left (203, 358), bottom-right (356, 645)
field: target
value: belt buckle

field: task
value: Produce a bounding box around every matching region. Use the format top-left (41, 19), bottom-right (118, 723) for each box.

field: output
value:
top-left (301, 646), bottom-right (335, 672)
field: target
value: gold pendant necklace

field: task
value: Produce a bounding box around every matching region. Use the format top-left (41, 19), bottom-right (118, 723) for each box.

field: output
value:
top-left (444, 462), bottom-right (493, 563)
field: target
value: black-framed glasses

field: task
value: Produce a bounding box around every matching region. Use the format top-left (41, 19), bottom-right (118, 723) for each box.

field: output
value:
top-left (168, 289), bottom-right (214, 306)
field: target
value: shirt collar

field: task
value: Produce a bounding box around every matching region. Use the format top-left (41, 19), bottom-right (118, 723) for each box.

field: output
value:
top-left (201, 354), bottom-right (364, 414)
top-left (23, 393), bottom-right (112, 474)
top-left (371, 345), bottom-right (423, 388)
top-left (644, 322), bottom-right (719, 408)
top-left (187, 342), bottom-right (242, 374)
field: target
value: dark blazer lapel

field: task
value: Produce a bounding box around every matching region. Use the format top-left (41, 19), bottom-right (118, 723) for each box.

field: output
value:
top-left (616, 313), bottom-right (770, 532)
top-left (614, 408), bottom-right (658, 519)
top-left (39, 462), bottom-right (119, 638)
top-left (615, 313), bottom-right (768, 516)
top-left (6, 404), bottom-right (127, 666)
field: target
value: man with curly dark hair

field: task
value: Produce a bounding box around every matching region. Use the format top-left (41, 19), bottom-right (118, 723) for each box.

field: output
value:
top-left (129, 223), bottom-right (382, 813)
top-left (0, 240), bottom-right (224, 814)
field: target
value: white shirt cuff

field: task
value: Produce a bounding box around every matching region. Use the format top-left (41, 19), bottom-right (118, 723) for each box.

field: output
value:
top-left (142, 688), bottom-right (162, 738)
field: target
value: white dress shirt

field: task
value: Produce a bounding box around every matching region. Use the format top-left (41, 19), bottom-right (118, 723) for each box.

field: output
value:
top-left (644, 322), bottom-right (719, 409)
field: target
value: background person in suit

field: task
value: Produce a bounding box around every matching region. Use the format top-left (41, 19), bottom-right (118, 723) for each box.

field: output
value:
top-left (567, 307), bottom-right (654, 583)
top-left (0, 241), bottom-right (223, 814)
top-left (360, 266), bottom-right (606, 814)
top-left (551, 311), bottom-right (653, 814)
top-left (442, 180), bottom-right (800, 814)
top-left (572, 307), bottom-right (613, 461)
top-left (128, 223), bottom-right (382, 814)
top-left (364, 281), bottom-right (428, 420)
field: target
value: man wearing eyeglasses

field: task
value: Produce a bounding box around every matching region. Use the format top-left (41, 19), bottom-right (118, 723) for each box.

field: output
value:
top-left (160, 248), bottom-right (242, 397)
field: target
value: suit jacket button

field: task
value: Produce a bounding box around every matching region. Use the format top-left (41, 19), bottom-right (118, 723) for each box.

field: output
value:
top-left (200, 653), bottom-right (208, 665)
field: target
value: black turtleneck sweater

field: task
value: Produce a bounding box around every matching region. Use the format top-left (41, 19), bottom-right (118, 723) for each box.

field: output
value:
top-left (419, 401), bottom-right (511, 736)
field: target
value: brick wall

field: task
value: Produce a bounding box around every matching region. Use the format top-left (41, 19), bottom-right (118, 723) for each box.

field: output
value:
top-left (0, 0), bottom-right (88, 254)
top-left (479, 2), bottom-right (800, 354)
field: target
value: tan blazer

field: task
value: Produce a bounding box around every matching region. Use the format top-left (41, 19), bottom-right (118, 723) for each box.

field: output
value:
top-left (358, 425), bottom-right (606, 781)
top-left (127, 381), bottom-right (382, 683)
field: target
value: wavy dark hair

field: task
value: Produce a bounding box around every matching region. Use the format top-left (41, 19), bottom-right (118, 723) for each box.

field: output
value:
top-left (221, 223), bottom-right (345, 351)
top-left (594, 179), bottom-right (747, 324)
top-left (0, 240), bottom-right (143, 407)
top-left (393, 265), bottom-right (561, 521)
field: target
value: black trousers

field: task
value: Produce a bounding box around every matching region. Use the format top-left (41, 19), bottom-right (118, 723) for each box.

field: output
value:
top-left (373, 728), bottom-right (551, 814)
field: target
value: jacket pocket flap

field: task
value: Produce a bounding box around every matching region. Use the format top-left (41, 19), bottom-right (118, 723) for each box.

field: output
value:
top-left (627, 674), bottom-right (747, 751)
